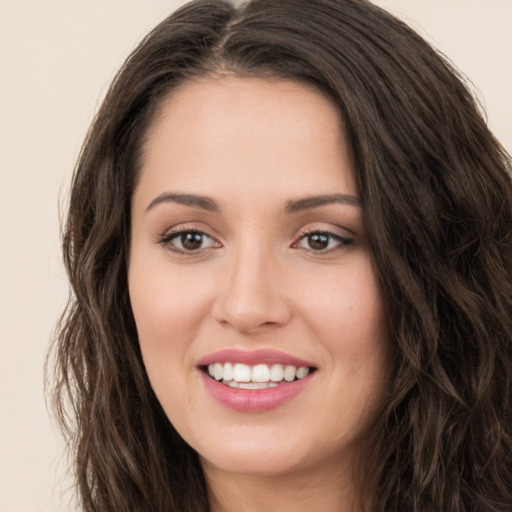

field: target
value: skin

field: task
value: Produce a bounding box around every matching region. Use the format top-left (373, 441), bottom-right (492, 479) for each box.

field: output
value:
top-left (128, 76), bottom-right (389, 511)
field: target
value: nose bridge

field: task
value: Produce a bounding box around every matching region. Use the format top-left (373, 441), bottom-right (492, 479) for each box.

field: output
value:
top-left (212, 232), bottom-right (291, 332)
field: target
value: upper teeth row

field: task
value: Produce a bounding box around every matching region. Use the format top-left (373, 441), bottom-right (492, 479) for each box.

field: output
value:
top-left (207, 363), bottom-right (310, 383)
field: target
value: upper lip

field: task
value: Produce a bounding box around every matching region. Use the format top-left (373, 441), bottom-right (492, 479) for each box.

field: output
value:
top-left (197, 348), bottom-right (316, 368)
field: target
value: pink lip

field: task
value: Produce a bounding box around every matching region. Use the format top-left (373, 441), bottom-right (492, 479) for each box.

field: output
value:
top-left (197, 348), bottom-right (315, 368)
top-left (197, 349), bottom-right (317, 413)
top-left (199, 371), bottom-right (315, 413)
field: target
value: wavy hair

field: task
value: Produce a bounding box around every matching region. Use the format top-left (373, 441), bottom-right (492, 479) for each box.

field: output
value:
top-left (48, 0), bottom-right (512, 510)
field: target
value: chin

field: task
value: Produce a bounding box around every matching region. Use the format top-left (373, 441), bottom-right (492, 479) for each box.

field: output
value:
top-left (188, 422), bottom-right (355, 479)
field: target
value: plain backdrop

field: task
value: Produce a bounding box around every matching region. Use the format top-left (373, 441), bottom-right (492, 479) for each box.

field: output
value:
top-left (0, 1), bottom-right (511, 511)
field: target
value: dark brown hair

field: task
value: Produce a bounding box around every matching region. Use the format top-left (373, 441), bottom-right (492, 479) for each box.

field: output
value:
top-left (48, 0), bottom-right (512, 510)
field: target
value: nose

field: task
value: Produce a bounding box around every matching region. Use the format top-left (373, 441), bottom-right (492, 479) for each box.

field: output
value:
top-left (211, 244), bottom-right (292, 334)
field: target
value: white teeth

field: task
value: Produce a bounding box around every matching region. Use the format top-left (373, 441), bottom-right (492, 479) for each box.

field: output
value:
top-left (252, 364), bottom-right (270, 382)
top-left (239, 382), bottom-right (269, 389)
top-left (214, 362), bottom-right (223, 381)
top-left (296, 366), bottom-right (310, 379)
top-left (223, 362), bottom-right (234, 381)
top-left (270, 364), bottom-right (284, 382)
top-left (284, 365), bottom-right (296, 382)
top-left (206, 362), bottom-right (313, 385)
top-left (233, 363), bottom-right (252, 382)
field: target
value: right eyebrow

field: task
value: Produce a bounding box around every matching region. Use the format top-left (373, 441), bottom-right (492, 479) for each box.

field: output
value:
top-left (145, 193), bottom-right (219, 212)
top-left (284, 193), bottom-right (363, 213)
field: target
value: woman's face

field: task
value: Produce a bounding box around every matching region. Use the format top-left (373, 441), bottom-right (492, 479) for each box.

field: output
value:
top-left (129, 77), bottom-right (389, 479)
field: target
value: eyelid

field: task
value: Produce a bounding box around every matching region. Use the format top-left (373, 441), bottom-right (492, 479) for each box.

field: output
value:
top-left (156, 223), bottom-right (222, 254)
top-left (294, 222), bottom-right (354, 239)
top-left (292, 224), bottom-right (354, 253)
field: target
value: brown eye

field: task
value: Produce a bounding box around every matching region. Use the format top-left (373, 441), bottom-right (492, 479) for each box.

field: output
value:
top-left (295, 231), bottom-right (353, 252)
top-left (159, 229), bottom-right (219, 253)
top-left (307, 233), bottom-right (330, 250)
top-left (180, 232), bottom-right (205, 251)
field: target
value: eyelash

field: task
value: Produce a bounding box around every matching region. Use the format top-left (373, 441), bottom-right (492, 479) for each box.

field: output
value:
top-left (157, 227), bottom-right (353, 255)
top-left (157, 228), bottom-right (219, 254)
top-left (292, 230), bottom-right (353, 253)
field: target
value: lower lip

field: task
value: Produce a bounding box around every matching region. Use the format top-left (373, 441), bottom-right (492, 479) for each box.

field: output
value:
top-left (199, 371), bottom-right (314, 412)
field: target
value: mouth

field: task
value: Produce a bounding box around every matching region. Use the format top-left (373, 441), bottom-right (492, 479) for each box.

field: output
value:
top-left (201, 362), bottom-right (316, 389)
top-left (197, 349), bottom-right (317, 411)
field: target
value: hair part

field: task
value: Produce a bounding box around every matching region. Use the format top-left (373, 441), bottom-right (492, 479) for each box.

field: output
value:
top-left (48, 1), bottom-right (512, 510)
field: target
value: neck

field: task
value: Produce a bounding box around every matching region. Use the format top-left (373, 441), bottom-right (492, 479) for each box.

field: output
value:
top-left (203, 457), bottom-right (361, 512)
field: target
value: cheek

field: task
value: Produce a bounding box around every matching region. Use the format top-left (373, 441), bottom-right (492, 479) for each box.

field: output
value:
top-left (128, 256), bottom-right (213, 371)
top-left (303, 259), bottom-right (385, 346)
top-left (302, 259), bottom-right (389, 404)
top-left (130, 253), bottom-right (205, 323)
top-left (128, 258), bottom-right (213, 423)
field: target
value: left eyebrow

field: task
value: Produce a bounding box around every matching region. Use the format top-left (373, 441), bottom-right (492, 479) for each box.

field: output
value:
top-left (284, 194), bottom-right (363, 213)
top-left (145, 193), bottom-right (219, 212)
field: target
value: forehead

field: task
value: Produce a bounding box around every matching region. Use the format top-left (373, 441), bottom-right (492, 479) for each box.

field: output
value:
top-left (150, 75), bottom-right (342, 136)
top-left (135, 76), bottom-right (355, 209)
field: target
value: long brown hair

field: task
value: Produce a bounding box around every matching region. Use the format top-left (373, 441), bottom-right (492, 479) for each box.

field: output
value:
top-left (48, 1), bottom-right (512, 510)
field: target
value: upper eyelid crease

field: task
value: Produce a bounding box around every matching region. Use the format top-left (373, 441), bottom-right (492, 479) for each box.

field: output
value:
top-left (158, 227), bottom-right (212, 242)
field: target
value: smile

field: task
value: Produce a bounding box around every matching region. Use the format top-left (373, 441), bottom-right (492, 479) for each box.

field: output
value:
top-left (205, 363), bottom-right (312, 388)
top-left (197, 349), bottom-right (317, 412)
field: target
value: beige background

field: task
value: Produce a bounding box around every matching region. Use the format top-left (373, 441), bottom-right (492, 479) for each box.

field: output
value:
top-left (0, 1), bottom-right (511, 511)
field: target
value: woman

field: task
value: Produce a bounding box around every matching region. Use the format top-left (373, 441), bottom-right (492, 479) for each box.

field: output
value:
top-left (49, 0), bottom-right (512, 510)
